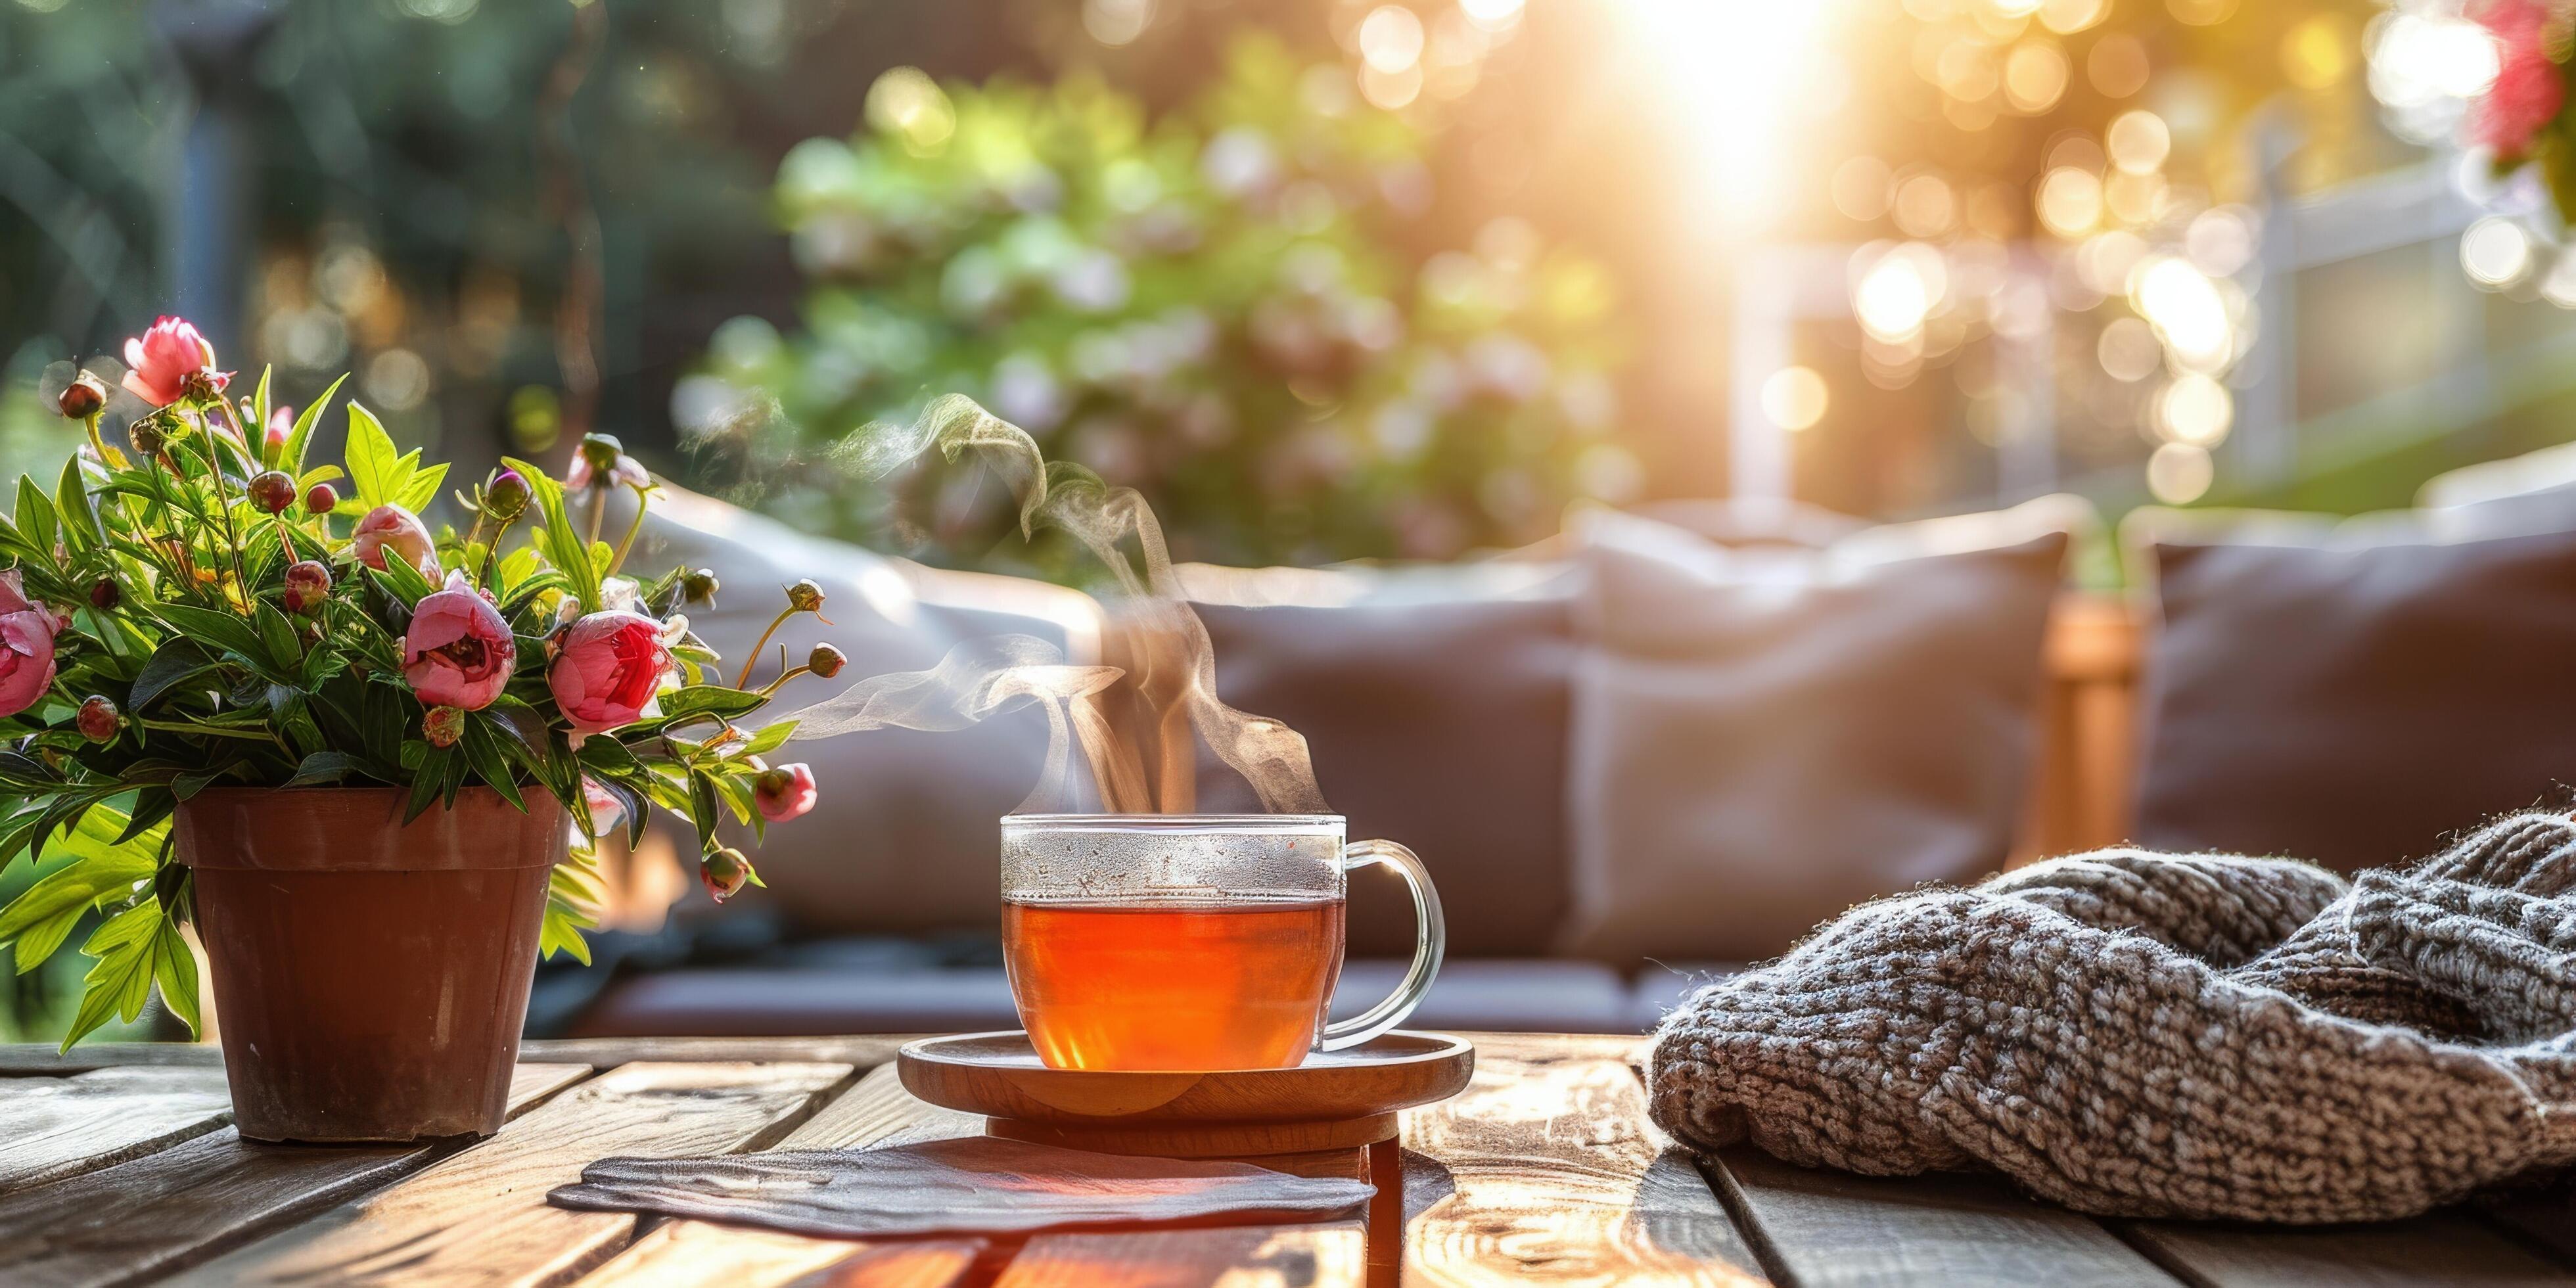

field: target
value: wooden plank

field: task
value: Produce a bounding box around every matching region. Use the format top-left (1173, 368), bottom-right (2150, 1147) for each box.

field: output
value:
top-left (1708, 1147), bottom-right (2180, 1287)
top-left (164, 1060), bottom-right (852, 1287)
top-left (0, 1064), bottom-right (589, 1288)
top-left (1400, 1039), bottom-right (1769, 1285)
top-left (572, 1222), bottom-right (980, 1288)
top-left (0, 1043), bottom-right (224, 1074)
top-left (0, 1066), bottom-right (236, 1193)
top-left (0, 1034), bottom-right (917, 1076)
top-left (574, 1065), bottom-right (990, 1288)
top-left (992, 1225), bottom-right (1368, 1288)
top-left (2118, 1213), bottom-right (2576, 1287)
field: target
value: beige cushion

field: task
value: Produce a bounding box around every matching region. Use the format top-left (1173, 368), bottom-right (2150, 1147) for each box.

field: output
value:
top-left (1560, 497), bottom-right (2083, 963)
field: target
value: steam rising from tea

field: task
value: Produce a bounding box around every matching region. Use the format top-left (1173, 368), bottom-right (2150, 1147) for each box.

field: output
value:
top-left (771, 394), bottom-right (1327, 817)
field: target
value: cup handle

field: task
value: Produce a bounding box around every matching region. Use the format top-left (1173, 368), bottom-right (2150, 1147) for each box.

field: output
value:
top-left (1321, 839), bottom-right (1447, 1051)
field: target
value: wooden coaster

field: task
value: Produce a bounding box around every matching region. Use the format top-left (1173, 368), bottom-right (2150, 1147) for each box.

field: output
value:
top-left (896, 1031), bottom-right (1475, 1159)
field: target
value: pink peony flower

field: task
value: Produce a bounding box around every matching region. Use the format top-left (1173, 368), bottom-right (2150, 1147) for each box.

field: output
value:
top-left (0, 571), bottom-right (60, 720)
top-left (548, 610), bottom-right (674, 734)
top-left (120, 317), bottom-right (231, 408)
top-left (352, 504), bottom-right (440, 578)
top-left (754, 763), bottom-right (817, 821)
top-left (2476, 0), bottom-right (2566, 159)
top-left (580, 776), bottom-right (627, 838)
top-left (265, 405), bottom-right (294, 455)
top-left (398, 571), bottom-right (517, 711)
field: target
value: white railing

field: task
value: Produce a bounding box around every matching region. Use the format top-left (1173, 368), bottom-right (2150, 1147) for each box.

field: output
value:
top-left (1724, 131), bottom-right (2573, 508)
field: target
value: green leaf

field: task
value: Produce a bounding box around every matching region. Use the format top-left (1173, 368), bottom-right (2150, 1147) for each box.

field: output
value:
top-left (394, 463), bottom-right (449, 515)
top-left (505, 458), bottom-right (599, 613)
top-left (366, 552), bottom-right (436, 609)
top-left (282, 374), bottom-right (346, 474)
top-left (152, 918), bottom-right (200, 1035)
top-left (251, 366), bottom-right (275, 466)
top-left (14, 474), bottom-right (58, 566)
top-left (55, 454), bottom-right (100, 552)
top-left (129, 639), bottom-right (218, 710)
top-left (741, 720), bottom-right (797, 756)
top-left (58, 902), bottom-right (164, 1051)
top-left (656, 685), bottom-right (766, 724)
top-left (346, 402), bottom-right (406, 510)
top-left (151, 605), bottom-right (265, 666)
top-left (0, 844), bottom-right (156, 975)
top-left (253, 602), bottom-right (304, 673)
top-left (284, 750), bottom-right (364, 786)
top-left (460, 718), bottom-right (524, 812)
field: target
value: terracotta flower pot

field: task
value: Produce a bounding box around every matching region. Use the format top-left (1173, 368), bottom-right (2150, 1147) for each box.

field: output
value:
top-left (174, 785), bottom-right (567, 1143)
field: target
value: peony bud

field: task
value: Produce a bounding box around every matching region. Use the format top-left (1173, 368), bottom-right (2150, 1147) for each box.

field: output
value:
top-left (806, 642), bottom-right (846, 678)
top-left (483, 469), bottom-right (530, 521)
top-left (283, 561), bottom-right (332, 615)
top-left (423, 704), bottom-right (465, 748)
top-left (578, 433), bottom-right (623, 474)
top-left (682, 568), bottom-right (720, 605)
top-left (247, 471), bottom-right (296, 515)
top-left (304, 482), bottom-right (338, 516)
top-left (57, 371), bottom-right (107, 421)
top-left (785, 579), bottom-right (825, 614)
top-left (265, 405), bottom-right (293, 455)
top-left (88, 580), bottom-right (118, 610)
top-left (754, 763), bottom-right (817, 822)
top-left (700, 848), bottom-right (753, 902)
top-left (75, 695), bottom-right (119, 743)
top-left (129, 420), bottom-right (167, 460)
top-left (352, 505), bottom-right (440, 578)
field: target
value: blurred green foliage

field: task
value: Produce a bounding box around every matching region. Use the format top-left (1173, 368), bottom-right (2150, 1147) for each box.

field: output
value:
top-left (679, 37), bottom-right (1631, 570)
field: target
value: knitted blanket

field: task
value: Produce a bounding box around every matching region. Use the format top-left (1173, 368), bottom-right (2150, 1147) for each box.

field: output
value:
top-left (1648, 812), bottom-right (2576, 1223)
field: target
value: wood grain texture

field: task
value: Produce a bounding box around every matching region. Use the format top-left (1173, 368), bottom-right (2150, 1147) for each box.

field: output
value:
top-left (0, 1034), bottom-right (915, 1076)
top-left (2118, 1212), bottom-right (2575, 1287)
top-left (569, 1222), bottom-right (980, 1288)
top-left (1709, 1147), bottom-right (2178, 1287)
top-left (0, 1066), bottom-right (236, 1193)
top-left (1400, 1042), bottom-right (1768, 1286)
top-left (0, 1064), bottom-right (589, 1288)
top-left (993, 1224), bottom-right (1368, 1288)
top-left (571, 1065), bottom-right (989, 1288)
top-left (163, 1061), bottom-right (851, 1287)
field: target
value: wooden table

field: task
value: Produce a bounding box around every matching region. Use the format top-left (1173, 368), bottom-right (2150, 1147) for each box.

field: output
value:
top-left (1, 1033), bottom-right (2569, 1286)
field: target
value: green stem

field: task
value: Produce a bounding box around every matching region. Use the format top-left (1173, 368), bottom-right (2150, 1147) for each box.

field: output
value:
top-left (756, 664), bottom-right (811, 699)
top-left (478, 512), bottom-right (518, 590)
top-left (141, 719), bottom-right (279, 743)
top-left (585, 483), bottom-right (607, 548)
top-left (733, 607), bottom-right (796, 690)
top-left (184, 405), bottom-right (253, 610)
top-left (605, 482), bottom-right (649, 578)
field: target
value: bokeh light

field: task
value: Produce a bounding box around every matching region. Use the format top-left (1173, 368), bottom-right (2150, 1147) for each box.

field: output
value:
top-left (1761, 366), bottom-right (1831, 431)
top-left (2088, 34), bottom-right (2150, 97)
top-left (1358, 6), bottom-right (1426, 74)
top-left (2157, 372), bottom-right (2233, 446)
top-left (864, 67), bottom-right (955, 156)
top-left (2098, 317), bottom-right (2163, 382)
top-left (2004, 41), bottom-right (2071, 114)
top-left (2148, 442), bottom-right (2215, 503)
top-left (2460, 217), bottom-right (2533, 289)
top-left (1853, 243), bottom-right (1946, 342)
top-left (2037, 167), bottom-right (2103, 238)
top-left (1082, 0), bottom-right (1155, 46)
top-left (2131, 256), bottom-right (2233, 372)
top-left (2105, 111), bottom-right (2171, 173)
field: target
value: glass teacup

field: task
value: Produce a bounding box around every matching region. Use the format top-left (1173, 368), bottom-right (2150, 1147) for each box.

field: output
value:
top-left (999, 814), bottom-right (1446, 1071)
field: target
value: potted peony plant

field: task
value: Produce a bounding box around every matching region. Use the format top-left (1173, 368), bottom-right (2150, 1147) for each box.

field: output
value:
top-left (0, 317), bottom-right (832, 1142)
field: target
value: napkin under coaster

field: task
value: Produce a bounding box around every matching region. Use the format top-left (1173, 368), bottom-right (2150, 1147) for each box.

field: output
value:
top-left (547, 1136), bottom-right (1375, 1237)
